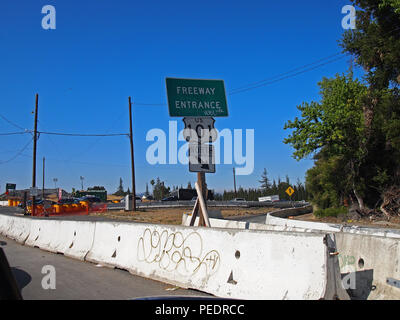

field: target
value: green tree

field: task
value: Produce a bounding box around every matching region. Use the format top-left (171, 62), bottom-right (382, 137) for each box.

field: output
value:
top-left (114, 178), bottom-right (125, 196)
top-left (152, 177), bottom-right (171, 200)
top-left (284, 74), bottom-right (369, 208)
top-left (259, 168), bottom-right (271, 194)
top-left (341, 0), bottom-right (400, 90)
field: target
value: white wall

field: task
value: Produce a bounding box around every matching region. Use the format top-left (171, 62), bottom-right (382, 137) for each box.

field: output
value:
top-left (0, 213), bottom-right (348, 300)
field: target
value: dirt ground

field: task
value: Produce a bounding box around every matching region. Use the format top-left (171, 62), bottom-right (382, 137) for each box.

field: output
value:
top-left (292, 213), bottom-right (400, 230)
top-left (90, 206), bottom-right (276, 225)
top-left (89, 205), bottom-right (400, 230)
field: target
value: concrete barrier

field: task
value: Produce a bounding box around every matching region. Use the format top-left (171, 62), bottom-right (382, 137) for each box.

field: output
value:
top-left (182, 212), bottom-right (315, 233)
top-left (0, 213), bottom-right (348, 300)
top-left (85, 221), bottom-right (135, 267)
top-left (184, 207), bottom-right (400, 300)
top-left (63, 221), bottom-right (96, 260)
top-left (266, 214), bottom-right (342, 233)
top-left (335, 232), bottom-right (400, 300)
top-left (22, 218), bottom-right (95, 260)
top-left (268, 205), bottom-right (313, 219)
top-left (263, 208), bottom-right (400, 300)
top-left (4, 216), bottom-right (31, 244)
top-left (85, 220), bottom-right (347, 300)
top-left (0, 214), bottom-right (11, 236)
top-left (0, 215), bottom-right (30, 244)
top-left (25, 219), bottom-right (42, 248)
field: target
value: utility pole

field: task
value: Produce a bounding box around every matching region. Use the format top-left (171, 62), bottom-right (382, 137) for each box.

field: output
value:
top-left (31, 94), bottom-right (39, 216)
top-left (233, 167), bottom-right (237, 198)
top-left (80, 176), bottom-right (84, 190)
top-left (128, 97), bottom-right (136, 212)
top-left (42, 157), bottom-right (45, 200)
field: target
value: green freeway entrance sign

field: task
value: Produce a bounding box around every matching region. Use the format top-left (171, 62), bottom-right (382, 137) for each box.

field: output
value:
top-left (166, 78), bottom-right (228, 117)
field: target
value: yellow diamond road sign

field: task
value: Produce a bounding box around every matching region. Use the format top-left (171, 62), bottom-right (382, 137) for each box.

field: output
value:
top-left (286, 186), bottom-right (295, 197)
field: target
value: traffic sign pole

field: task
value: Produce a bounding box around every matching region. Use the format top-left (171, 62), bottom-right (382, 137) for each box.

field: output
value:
top-left (166, 77), bottom-right (229, 228)
top-left (197, 172), bottom-right (207, 226)
top-left (285, 186), bottom-right (295, 207)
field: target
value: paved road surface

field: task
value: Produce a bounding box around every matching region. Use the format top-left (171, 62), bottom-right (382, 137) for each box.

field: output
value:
top-left (225, 213), bottom-right (269, 224)
top-left (0, 235), bottom-right (210, 300)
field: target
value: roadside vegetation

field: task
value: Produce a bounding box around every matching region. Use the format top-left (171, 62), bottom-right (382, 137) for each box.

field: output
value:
top-left (284, 0), bottom-right (400, 219)
top-left (313, 207), bottom-right (348, 218)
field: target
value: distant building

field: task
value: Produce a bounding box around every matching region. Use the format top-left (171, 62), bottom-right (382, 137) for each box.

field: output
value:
top-left (0, 188), bottom-right (70, 201)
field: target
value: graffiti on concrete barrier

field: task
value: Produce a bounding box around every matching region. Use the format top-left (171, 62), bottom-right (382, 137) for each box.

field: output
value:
top-left (339, 254), bottom-right (355, 268)
top-left (137, 228), bottom-right (220, 277)
top-left (339, 254), bottom-right (356, 290)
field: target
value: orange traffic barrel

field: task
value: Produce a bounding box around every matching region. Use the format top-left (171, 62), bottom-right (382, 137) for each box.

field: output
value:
top-left (53, 204), bottom-right (61, 214)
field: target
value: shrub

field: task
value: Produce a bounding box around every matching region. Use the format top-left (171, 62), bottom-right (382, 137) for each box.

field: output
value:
top-left (314, 206), bottom-right (348, 218)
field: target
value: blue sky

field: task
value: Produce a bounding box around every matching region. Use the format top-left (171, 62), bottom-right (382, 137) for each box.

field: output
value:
top-left (0, 0), bottom-right (362, 194)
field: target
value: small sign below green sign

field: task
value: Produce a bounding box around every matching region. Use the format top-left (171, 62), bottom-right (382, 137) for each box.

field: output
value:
top-left (166, 78), bottom-right (228, 117)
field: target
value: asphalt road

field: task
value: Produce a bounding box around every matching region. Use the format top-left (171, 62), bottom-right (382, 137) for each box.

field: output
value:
top-left (0, 235), bottom-right (210, 300)
top-left (230, 214), bottom-right (269, 224)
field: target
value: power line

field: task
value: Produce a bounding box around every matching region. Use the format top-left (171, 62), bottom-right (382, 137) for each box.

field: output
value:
top-left (0, 113), bottom-right (27, 131)
top-left (229, 52), bottom-right (345, 94)
top-left (60, 110), bottom-right (127, 163)
top-left (229, 55), bottom-right (347, 95)
top-left (37, 131), bottom-right (129, 137)
top-left (0, 131), bottom-right (32, 136)
top-left (131, 51), bottom-right (348, 104)
top-left (0, 137), bottom-right (33, 164)
top-left (134, 102), bottom-right (167, 106)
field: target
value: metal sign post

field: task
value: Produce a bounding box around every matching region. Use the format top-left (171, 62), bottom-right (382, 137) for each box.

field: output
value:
top-left (286, 186), bottom-right (295, 207)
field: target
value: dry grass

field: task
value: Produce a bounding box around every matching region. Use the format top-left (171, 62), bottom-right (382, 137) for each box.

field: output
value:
top-left (294, 213), bottom-right (400, 229)
top-left (89, 206), bottom-right (276, 225)
top-left (107, 195), bottom-right (124, 202)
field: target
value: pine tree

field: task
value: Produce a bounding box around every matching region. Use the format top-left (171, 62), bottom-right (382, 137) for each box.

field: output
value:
top-left (114, 178), bottom-right (125, 196)
top-left (259, 168), bottom-right (271, 194)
